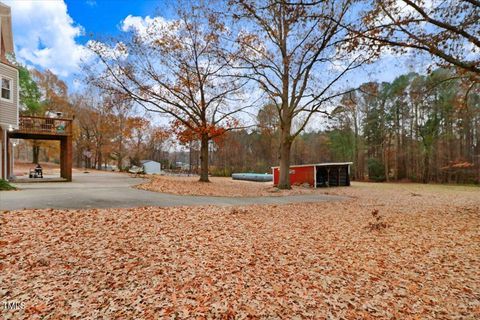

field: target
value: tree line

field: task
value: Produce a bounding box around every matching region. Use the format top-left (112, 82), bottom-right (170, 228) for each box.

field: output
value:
top-left (18, 65), bottom-right (479, 185)
top-left (85, 0), bottom-right (478, 188)
top-left (16, 67), bottom-right (173, 171)
top-left (208, 69), bottom-right (479, 184)
top-left (16, 0), bottom-right (479, 187)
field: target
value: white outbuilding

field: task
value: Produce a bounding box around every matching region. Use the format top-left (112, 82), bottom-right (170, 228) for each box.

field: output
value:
top-left (140, 160), bottom-right (162, 174)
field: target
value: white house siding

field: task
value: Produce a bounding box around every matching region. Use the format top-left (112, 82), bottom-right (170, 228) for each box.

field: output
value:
top-left (0, 61), bottom-right (18, 128)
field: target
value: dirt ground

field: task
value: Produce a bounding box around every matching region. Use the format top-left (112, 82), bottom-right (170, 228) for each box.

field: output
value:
top-left (137, 175), bottom-right (321, 197)
top-left (1, 182), bottom-right (479, 319)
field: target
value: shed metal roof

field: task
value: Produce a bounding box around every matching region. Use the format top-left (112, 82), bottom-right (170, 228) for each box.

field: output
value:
top-left (271, 162), bottom-right (353, 169)
top-left (140, 160), bottom-right (160, 164)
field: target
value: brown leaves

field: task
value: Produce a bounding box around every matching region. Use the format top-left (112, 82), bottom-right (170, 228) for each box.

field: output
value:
top-left (25, 303), bottom-right (47, 315)
top-left (137, 175), bottom-right (321, 197)
top-left (1, 183), bottom-right (479, 318)
top-left (366, 209), bottom-right (388, 231)
top-left (230, 208), bottom-right (249, 215)
top-left (170, 119), bottom-right (230, 144)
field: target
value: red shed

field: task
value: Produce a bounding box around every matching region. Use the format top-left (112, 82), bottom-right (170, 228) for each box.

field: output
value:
top-left (272, 162), bottom-right (353, 188)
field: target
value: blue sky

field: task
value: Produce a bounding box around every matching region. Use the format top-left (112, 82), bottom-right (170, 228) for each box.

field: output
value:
top-left (5, 0), bottom-right (174, 89)
top-left (65, 0), bottom-right (170, 44)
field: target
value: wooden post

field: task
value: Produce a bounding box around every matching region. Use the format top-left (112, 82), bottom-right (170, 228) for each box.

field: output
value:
top-left (6, 133), bottom-right (11, 180)
top-left (60, 136), bottom-right (72, 181)
top-left (337, 167), bottom-right (340, 186)
top-left (346, 165), bottom-right (351, 186)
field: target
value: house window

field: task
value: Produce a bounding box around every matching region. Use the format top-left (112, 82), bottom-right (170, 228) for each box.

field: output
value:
top-left (1, 77), bottom-right (12, 101)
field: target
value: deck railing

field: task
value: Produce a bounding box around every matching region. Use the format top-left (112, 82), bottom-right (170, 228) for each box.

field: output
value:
top-left (17, 115), bottom-right (73, 136)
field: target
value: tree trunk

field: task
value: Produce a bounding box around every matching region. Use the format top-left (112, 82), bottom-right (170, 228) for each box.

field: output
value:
top-left (353, 115), bottom-right (360, 180)
top-left (189, 140), bottom-right (193, 174)
top-left (278, 139), bottom-right (292, 189)
top-left (199, 135), bottom-right (209, 182)
top-left (32, 141), bottom-right (40, 164)
top-left (422, 150), bottom-right (430, 184)
top-left (97, 151), bottom-right (102, 170)
top-left (383, 141), bottom-right (389, 182)
top-left (278, 116), bottom-right (293, 189)
top-left (117, 137), bottom-right (124, 171)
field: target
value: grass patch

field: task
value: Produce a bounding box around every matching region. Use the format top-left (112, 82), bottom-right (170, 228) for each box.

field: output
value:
top-left (0, 179), bottom-right (16, 191)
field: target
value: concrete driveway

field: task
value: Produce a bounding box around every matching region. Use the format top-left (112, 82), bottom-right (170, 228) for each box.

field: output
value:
top-left (0, 171), bottom-right (347, 210)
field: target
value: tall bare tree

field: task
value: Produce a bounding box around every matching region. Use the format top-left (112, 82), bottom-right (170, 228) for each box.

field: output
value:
top-left (86, 2), bottom-right (248, 182)
top-left (103, 94), bottom-right (133, 170)
top-left (231, 0), bottom-right (369, 188)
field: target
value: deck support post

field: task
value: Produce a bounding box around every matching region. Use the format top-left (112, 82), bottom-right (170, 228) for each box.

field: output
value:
top-left (6, 133), bottom-right (11, 179)
top-left (60, 136), bottom-right (72, 181)
top-left (7, 116), bottom-right (74, 182)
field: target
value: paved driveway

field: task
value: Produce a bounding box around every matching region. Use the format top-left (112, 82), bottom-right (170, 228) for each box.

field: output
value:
top-left (0, 171), bottom-right (347, 210)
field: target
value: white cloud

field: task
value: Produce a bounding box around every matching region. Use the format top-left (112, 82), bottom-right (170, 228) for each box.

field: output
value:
top-left (4, 0), bottom-right (91, 77)
top-left (86, 0), bottom-right (97, 7)
top-left (122, 15), bottom-right (151, 34)
top-left (121, 15), bottom-right (177, 43)
top-left (122, 15), bottom-right (170, 35)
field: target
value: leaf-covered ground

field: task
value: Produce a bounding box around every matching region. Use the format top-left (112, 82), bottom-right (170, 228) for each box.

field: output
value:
top-left (1, 183), bottom-right (479, 319)
top-left (137, 175), bottom-right (319, 197)
top-left (12, 161), bottom-right (61, 177)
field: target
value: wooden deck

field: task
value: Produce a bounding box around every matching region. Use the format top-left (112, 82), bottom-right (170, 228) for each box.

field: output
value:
top-left (16, 115), bottom-right (73, 136)
top-left (7, 115), bottom-right (74, 181)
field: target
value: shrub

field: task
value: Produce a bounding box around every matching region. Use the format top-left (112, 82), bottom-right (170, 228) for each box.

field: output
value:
top-left (0, 179), bottom-right (16, 191)
top-left (367, 158), bottom-right (386, 182)
top-left (210, 166), bottom-right (232, 177)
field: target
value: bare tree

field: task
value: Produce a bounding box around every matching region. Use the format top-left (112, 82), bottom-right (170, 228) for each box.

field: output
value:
top-left (231, 0), bottom-right (369, 188)
top-left (351, 0), bottom-right (479, 75)
top-left (86, 2), bottom-right (249, 182)
top-left (73, 91), bottom-right (113, 170)
top-left (103, 94), bottom-right (133, 170)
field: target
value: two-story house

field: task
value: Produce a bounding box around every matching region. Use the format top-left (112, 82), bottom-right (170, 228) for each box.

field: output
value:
top-left (0, 2), bottom-right (19, 180)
